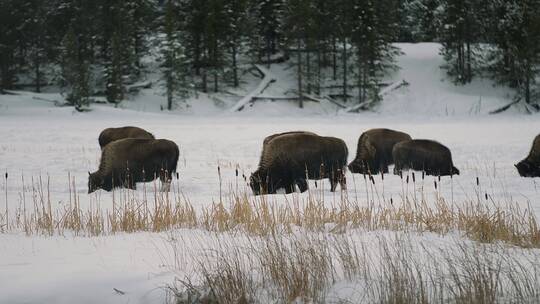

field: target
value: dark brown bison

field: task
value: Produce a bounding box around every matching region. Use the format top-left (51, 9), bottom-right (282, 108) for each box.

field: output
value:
top-left (392, 139), bottom-right (460, 177)
top-left (88, 138), bottom-right (179, 193)
top-left (250, 133), bottom-right (348, 195)
top-left (98, 126), bottom-right (154, 149)
top-left (515, 134), bottom-right (540, 177)
top-left (262, 131), bottom-right (317, 146)
top-left (348, 128), bottom-right (412, 175)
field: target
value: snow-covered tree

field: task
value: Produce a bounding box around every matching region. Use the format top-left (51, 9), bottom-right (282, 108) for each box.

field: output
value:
top-left (161, 0), bottom-right (190, 110)
top-left (487, 0), bottom-right (540, 107)
top-left (439, 0), bottom-right (482, 84)
top-left (59, 26), bottom-right (92, 109)
top-left (350, 0), bottom-right (401, 105)
top-left (250, 0), bottom-right (284, 63)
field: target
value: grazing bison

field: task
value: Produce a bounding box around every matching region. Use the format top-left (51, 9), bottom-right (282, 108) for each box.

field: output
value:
top-left (88, 138), bottom-right (179, 193)
top-left (263, 131), bottom-right (317, 146)
top-left (250, 133), bottom-right (348, 195)
top-left (98, 126), bottom-right (154, 149)
top-left (515, 134), bottom-right (540, 177)
top-left (392, 139), bottom-right (460, 177)
top-left (348, 128), bottom-right (412, 175)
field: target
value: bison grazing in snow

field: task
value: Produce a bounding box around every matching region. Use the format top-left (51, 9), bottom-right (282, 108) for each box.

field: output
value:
top-left (98, 126), bottom-right (155, 149)
top-left (392, 139), bottom-right (460, 177)
top-left (250, 132), bottom-right (348, 195)
top-left (348, 128), bottom-right (412, 175)
top-left (515, 134), bottom-right (540, 177)
top-left (88, 138), bottom-right (179, 193)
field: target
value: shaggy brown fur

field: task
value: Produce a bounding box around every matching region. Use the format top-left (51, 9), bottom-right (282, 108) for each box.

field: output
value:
top-left (392, 139), bottom-right (459, 177)
top-left (88, 138), bottom-right (179, 193)
top-left (98, 126), bottom-right (154, 149)
top-left (250, 133), bottom-right (348, 195)
top-left (348, 128), bottom-right (412, 174)
top-left (516, 134), bottom-right (540, 177)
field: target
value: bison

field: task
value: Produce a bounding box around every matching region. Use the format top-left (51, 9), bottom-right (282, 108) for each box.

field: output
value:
top-left (515, 134), bottom-right (540, 177)
top-left (392, 139), bottom-right (460, 177)
top-left (98, 126), bottom-right (154, 149)
top-left (250, 133), bottom-right (348, 195)
top-left (348, 128), bottom-right (412, 175)
top-left (262, 131), bottom-right (317, 146)
top-left (88, 138), bottom-right (179, 193)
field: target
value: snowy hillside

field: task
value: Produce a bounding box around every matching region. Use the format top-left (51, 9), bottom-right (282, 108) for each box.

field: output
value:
top-left (0, 44), bottom-right (539, 304)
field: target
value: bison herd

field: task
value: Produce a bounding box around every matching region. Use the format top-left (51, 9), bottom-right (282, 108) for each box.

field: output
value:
top-left (88, 126), bottom-right (540, 195)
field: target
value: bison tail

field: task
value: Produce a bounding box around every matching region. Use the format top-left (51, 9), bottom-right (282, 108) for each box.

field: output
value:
top-left (172, 144), bottom-right (180, 174)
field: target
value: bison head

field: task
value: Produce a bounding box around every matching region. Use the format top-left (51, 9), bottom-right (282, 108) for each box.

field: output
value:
top-left (452, 166), bottom-right (460, 176)
top-left (348, 159), bottom-right (369, 174)
top-left (88, 172), bottom-right (104, 193)
top-left (349, 138), bottom-right (377, 174)
top-left (515, 161), bottom-right (539, 177)
top-left (249, 173), bottom-right (264, 195)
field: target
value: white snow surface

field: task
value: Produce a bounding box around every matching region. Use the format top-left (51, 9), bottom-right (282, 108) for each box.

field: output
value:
top-left (0, 43), bottom-right (539, 303)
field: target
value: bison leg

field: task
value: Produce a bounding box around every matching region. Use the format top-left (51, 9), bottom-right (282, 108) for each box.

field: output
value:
top-left (339, 172), bottom-right (347, 190)
top-left (126, 180), bottom-right (137, 190)
top-left (393, 165), bottom-right (402, 176)
top-left (329, 173), bottom-right (338, 192)
top-left (296, 179), bottom-right (308, 193)
top-left (285, 183), bottom-right (296, 194)
top-left (160, 181), bottom-right (171, 192)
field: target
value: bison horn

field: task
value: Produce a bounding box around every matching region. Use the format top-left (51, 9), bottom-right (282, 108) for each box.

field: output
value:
top-left (88, 171), bottom-right (91, 176)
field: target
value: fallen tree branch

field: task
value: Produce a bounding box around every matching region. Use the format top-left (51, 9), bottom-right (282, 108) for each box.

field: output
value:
top-left (341, 79), bottom-right (409, 113)
top-left (229, 65), bottom-right (277, 112)
top-left (127, 81), bottom-right (152, 93)
top-left (302, 93), bottom-right (347, 109)
top-left (489, 98), bottom-right (521, 114)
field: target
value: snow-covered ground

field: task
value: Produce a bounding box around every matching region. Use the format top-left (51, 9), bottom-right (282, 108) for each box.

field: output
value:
top-left (0, 43), bottom-right (539, 303)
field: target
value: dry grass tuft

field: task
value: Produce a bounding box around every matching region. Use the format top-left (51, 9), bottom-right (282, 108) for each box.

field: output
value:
top-left (169, 232), bottom-right (540, 304)
top-left (3, 172), bottom-right (540, 249)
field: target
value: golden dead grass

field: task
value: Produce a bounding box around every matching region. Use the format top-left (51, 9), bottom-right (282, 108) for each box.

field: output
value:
top-left (2, 172), bottom-right (540, 249)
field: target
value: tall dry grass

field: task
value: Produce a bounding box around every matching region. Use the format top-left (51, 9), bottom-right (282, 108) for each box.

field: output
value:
top-left (1, 171), bottom-right (539, 249)
top-left (170, 232), bottom-right (540, 304)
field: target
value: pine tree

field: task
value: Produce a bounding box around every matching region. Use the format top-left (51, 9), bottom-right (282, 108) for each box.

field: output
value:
top-left (59, 26), bottom-right (92, 109)
top-left (224, 0), bottom-right (249, 88)
top-left (283, 0), bottom-right (316, 107)
top-left (335, 0), bottom-right (355, 102)
top-left (398, 0), bottom-right (441, 42)
top-left (487, 0), bottom-right (540, 107)
top-left (350, 0), bottom-right (400, 105)
top-left (105, 31), bottom-right (124, 104)
top-left (251, 0), bottom-right (284, 64)
top-left (161, 0), bottom-right (190, 110)
top-left (439, 0), bottom-right (481, 84)
top-left (0, 0), bottom-right (20, 92)
top-left (181, 0), bottom-right (210, 92)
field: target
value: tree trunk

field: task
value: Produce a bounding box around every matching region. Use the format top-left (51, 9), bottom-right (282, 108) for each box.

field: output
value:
top-left (35, 56), bottom-right (41, 93)
top-left (466, 42), bottom-right (472, 82)
top-left (202, 68), bottom-right (207, 93)
top-left (297, 39), bottom-right (303, 109)
top-left (266, 37), bottom-right (271, 69)
top-left (214, 70), bottom-right (218, 93)
top-left (306, 49), bottom-right (311, 94)
top-left (167, 71), bottom-right (173, 110)
top-left (232, 44), bottom-right (239, 87)
top-left (525, 69), bottom-right (531, 105)
top-left (194, 36), bottom-right (201, 76)
top-left (332, 36), bottom-right (337, 81)
top-left (342, 38), bottom-right (348, 102)
top-left (316, 49), bottom-right (321, 95)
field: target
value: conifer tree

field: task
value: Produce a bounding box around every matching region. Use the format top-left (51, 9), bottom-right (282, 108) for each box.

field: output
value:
top-left (161, 0), bottom-right (190, 110)
top-left (487, 0), bottom-right (540, 107)
top-left (59, 26), bottom-right (92, 109)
